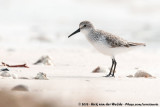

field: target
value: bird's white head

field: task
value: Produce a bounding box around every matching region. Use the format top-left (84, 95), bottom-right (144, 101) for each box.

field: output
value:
top-left (68, 21), bottom-right (94, 38)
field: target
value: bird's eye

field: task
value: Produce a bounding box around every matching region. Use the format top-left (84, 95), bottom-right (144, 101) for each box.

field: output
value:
top-left (84, 25), bottom-right (86, 27)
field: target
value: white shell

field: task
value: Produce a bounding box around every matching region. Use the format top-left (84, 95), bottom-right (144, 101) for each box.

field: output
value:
top-left (34, 72), bottom-right (48, 80)
top-left (0, 71), bottom-right (11, 77)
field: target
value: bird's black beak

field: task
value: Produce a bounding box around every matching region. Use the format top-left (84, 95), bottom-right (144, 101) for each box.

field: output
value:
top-left (68, 28), bottom-right (80, 38)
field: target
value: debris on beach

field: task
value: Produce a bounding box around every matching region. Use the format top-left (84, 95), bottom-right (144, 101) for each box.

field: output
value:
top-left (34, 72), bottom-right (48, 80)
top-left (7, 48), bottom-right (15, 52)
top-left (34, 56), bottom-right (53, 65)
top-left (2, 62), bottom-right (29, 68)
top-left (0, 68), bottom-right (9, 71)
top-left (92, 66), bottom-right (106, 73)
top-left (18, 77), bottom-right (30, 79)
top-left (12, 84), bottom-right (29, 91)
top-left (126, 75), bottom-right (134, 78)
top-left (0, 71), bottom-right (11, 77)
top-left (30, 35), bottom-right (52, 43)
top-left (0, 71), bottom-right (18, 79)
top-left (134, 67), bottom-right (139, 70)
top-left (134, 70), bottom-right (153, 78)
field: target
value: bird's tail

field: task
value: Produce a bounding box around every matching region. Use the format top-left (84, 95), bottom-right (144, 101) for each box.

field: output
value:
top-left (128, 42), bottom-right (146, 47)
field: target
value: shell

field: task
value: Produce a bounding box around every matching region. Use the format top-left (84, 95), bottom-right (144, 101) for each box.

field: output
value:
top-left (134, 70), bottom-right (152, 78)
top-left (0, 71), bottom-right (11, 77)
top-left (34, 72), bottom-right (48, 80)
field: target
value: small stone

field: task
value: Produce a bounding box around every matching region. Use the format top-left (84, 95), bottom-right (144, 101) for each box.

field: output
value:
top-left (92, 66), bottom-right (106, 73)
top-left (0, 68), bottom-right (9, 71)
top-left (12, 85), bottom-right (29, 91)
top-left (127, 75), bottom-right (133, 78)
top-left (34, 72), bottom-right (48, 80)
top-left (134, 70), bottom-right (152, 78)
top-left (0, 71), bottom-right (11, 77)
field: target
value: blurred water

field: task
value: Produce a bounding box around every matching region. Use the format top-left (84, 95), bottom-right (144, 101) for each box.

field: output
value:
top-left (0, 0), bottom-right (160, 49)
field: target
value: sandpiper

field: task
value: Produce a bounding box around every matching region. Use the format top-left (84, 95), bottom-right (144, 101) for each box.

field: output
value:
top-left (68, 21), bottom-right (146, 77)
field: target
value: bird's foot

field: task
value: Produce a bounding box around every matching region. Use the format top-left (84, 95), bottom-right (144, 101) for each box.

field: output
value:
top-left (111, 75), bottom-right (115, 77)
top-left (103, 74), bottom-right (115, 78)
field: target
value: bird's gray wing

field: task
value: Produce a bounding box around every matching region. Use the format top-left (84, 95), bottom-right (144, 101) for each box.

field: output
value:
top-left (100, 31), bottom-right (129, 48)
top-left (96, 30), bottom-right (146, 48)
top-left (105, 35), bottom-right (146, 48)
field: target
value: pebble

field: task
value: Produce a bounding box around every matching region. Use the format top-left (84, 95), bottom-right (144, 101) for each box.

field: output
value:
top-left (12, 84), bottom-right (29, 91)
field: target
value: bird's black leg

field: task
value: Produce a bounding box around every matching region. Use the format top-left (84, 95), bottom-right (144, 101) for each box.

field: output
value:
top-left (111, 59), bottom-right (117, 77)
top-left (105, 59), bottom-right (115, 77)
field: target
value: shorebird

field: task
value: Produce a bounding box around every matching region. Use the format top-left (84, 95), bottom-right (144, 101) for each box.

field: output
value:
top-left (68, 21), bottom-right (146, 77)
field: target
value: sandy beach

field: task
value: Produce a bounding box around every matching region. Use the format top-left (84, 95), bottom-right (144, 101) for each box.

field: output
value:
top-left (0, 48), bottom-right (160, 107)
